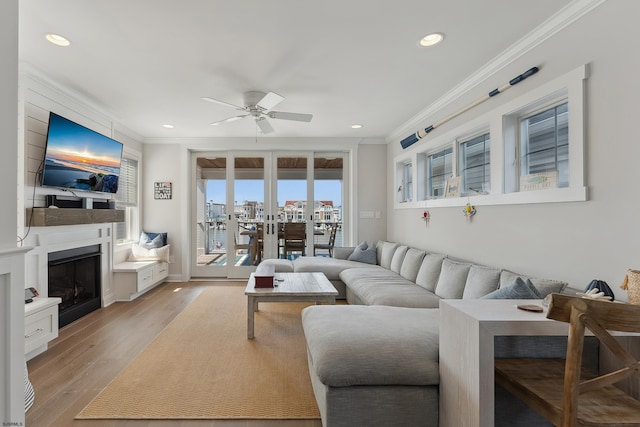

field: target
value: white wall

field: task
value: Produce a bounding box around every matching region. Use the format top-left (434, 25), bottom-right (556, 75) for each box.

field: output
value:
top-left (357, 144), bottom-right (387, 244)
top-left (386, 0), bottom-right (640, 301)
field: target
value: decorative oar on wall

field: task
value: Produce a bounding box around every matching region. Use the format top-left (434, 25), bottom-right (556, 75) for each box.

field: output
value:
top-left (400, 67), bottom-right (540, 149)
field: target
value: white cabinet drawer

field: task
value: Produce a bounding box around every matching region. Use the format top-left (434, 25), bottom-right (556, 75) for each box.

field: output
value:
top-left (137, 267), bottom-right (155, 292)
top-left (154, 262), bottom-right (169, 281)
top-left (25, 305), bottom-right (58, 354)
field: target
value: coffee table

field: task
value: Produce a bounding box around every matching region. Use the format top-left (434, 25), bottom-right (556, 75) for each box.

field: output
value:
top-left (244, 272), bottom-right (338, 339)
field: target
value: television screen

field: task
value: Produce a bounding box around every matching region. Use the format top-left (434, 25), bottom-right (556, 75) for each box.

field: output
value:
top-left (41, 112), bottom-right (123, 194)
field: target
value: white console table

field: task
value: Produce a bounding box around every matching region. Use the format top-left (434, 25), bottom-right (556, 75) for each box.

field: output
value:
top-left (439, 298), bottom-right (640, 427)
top-left (439, 299), bottom-right (570, 427)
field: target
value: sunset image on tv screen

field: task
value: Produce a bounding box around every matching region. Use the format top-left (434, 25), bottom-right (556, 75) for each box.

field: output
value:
top-left (41, 113), bottom-right (123, 193)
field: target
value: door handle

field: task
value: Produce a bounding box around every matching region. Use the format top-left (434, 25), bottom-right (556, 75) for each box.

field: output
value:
top-left (271, 224), bottom-right (275, 234)
top-left (266, 223), bottom-right (270, 235)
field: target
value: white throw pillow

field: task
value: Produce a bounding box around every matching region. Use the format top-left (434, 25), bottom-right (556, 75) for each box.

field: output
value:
top-left (128, 244), bottom-right (171, 263)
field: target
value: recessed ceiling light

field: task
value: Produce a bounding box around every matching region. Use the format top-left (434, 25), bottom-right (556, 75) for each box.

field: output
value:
top-left (45, 33), bottom-right (70, 47)
top-left (418, 32), bottom-right (444, 47)
top-left (351, 124), bottom-right (363, 129)
top-left (162, 124), bottom-right (175, 129)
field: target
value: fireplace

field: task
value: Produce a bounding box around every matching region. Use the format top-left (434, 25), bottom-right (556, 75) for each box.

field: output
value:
top-left (48, 244), bottom-right (102, 327)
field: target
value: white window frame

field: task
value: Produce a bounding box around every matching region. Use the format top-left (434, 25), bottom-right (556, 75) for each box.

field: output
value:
top-left (393, 64), bottom-right (587, 209)
top-left (459, 131), bottom-right (491, 196)
top-left (426, 147), bottom-right (453, 199)
top-left (115, 149), bottom-right (141, 244)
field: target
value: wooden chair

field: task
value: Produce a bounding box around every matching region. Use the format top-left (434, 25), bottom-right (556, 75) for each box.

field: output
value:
top-left (233, 233), bottom-right (252, 264)
top-left (495, 293), bottom-right (640, 427)
top-left (283, 222), bottom-right (306, 259)
top-left (254, 223), bottom-right (264, 265)
top-left (313, 224), bottom-right (337, 257)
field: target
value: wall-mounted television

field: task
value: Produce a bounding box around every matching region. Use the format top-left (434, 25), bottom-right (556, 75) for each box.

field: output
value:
top-left (41, 112), bottom-right (123, 194)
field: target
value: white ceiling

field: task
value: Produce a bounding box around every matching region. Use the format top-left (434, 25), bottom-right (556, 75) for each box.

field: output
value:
top-left (18, 0), bottom-right (572, 140)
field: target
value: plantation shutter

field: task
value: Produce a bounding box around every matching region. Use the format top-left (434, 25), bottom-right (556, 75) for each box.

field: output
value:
top-left (115, 158), bottom-right (138, 241)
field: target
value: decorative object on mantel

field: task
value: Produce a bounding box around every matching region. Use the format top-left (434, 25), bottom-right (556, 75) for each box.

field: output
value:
top-left (400, 66), bottom-right (540, 149)
top-left (583, 279), bottom-right (614, 301)
top-left (421, 210), bottom-right (430, 227)
top-left (154, 181), bottom-right (172, 199)
top-left (462, 202), bottom-right (476, 221)
top-left (620, 269), bottom-right (640, 305)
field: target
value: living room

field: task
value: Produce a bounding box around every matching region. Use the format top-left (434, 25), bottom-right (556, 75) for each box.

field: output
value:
top-left (2, 0), bottom-right (640, 426)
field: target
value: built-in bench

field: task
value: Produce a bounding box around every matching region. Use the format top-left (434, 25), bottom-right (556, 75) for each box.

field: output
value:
top-left (113, 260), bottom-right (168, 301)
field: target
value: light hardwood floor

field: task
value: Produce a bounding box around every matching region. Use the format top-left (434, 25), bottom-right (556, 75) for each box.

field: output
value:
top-left (26, 280), bottom-right (323, 427)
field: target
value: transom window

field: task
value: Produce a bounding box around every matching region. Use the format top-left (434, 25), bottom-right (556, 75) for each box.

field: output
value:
top-left (460, 133), bottom-right (490, 195)
top-left (403, 162), bottom-right (413, 202)
top-left (520, 102), bottom-right (568, 188)
top-left (427, 148), bottom-right (452, 199)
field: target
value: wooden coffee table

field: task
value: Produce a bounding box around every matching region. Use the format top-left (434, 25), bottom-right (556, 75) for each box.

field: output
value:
top-left (244, 272), bottom-right (338, 339)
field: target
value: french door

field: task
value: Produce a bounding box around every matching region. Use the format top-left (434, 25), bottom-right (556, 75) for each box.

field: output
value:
top-left (192, 151), bottom-right (346, 279)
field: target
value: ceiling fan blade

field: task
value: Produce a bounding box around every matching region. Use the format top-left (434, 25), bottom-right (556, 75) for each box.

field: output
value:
top-left (267, 111), bottom-right (313, 122)
top-left (256, 92), bottom-right (284, 110)
top-left (255, 117), bottom-right (275, 134)
top-left (210, 114), bottom-right (249, 126)
top-left (201, 97), bottom-right (245, 111)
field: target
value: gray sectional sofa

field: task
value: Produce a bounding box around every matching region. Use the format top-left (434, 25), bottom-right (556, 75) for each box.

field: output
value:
top-left (261, 241), bottom-right (575, 427)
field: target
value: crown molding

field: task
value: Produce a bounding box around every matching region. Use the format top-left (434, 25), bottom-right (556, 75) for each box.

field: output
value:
top-left (387, 0), bottom-right (607, 144)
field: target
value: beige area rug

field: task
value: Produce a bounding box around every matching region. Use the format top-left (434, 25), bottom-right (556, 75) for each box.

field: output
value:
top-left (77, 285), bottom-right (320, 419)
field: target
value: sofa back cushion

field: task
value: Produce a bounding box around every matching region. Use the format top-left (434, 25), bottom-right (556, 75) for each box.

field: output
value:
top-left (462, 264), bottom-right (501, 299)
top-left (390, 245), bottom-right (408, 273)
top-left (415, 253), bottom-right (445, 292)
top-left (499, 270), bottom-right (567, 297)
top-left (435, 259), bottom-right (472, 299)
top-left (378, 241), bottom-right (399, 269)
top-left (399, 248), bottom-right (426, 282)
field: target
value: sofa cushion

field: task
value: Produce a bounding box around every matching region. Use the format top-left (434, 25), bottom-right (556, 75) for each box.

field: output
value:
top-left (500, 270), bottom-right (567, 297)
top-left (347, 241), bottom-right (377, 265)
top-left (302, 305), bottom-right (441, 387)
top-left (434, 259), bottom-right (472, 299)
top-left (400, 249), bottom-right (426, 283)
top-left (390, 245), bottom-right (409, 273)
top-left (293, 256), bottom-right (376, 280)
top-left (347, 281), bottom-right (441, 308)
top-left (483, 277), bottom-right (542, 299)
top-left (378, 241), bottom-right (399, 269)
top-left (259, 258), bottom-right (294, 272)
top-left (415, 253), bottom-right (445, 292)
top-left (462, 264), bottom-right (501, 299)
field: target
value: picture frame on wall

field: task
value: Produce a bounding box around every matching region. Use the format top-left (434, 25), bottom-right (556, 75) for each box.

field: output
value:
top-left (445, 176), bottom-right (461, 198)
top-left (154, 182), bottom-right (172, 200)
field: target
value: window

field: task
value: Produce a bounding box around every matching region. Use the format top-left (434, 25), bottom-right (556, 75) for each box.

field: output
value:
top-left (520, 102), bottom-right (568, 188)
top-left (115, 157), bottom-right (139, 243)
top-left (403, 162), bottom-right (413, 202)
top-left (427, 148), bottom-right (452, 199)
top-left (460, 133), bottom-right (490, 195)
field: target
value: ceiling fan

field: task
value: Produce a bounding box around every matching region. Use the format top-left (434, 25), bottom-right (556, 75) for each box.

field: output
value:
top-left (201, 91), bottom-right (313, 134)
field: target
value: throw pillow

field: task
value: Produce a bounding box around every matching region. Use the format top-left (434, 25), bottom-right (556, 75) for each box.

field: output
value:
top-left (482, 277), bottom-right (542, 299)
top-left (348, 241), bottom-right (377, 265)
top-left (128, 244), bottom-right (171, 263)
top-left (139, 231), bottom-right (168, 249)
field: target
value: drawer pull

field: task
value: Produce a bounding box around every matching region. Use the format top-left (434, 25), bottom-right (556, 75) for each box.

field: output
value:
top-left (25, 328), bottom-right (44, 339)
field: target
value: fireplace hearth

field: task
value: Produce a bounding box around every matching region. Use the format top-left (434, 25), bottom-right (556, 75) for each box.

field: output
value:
top-left (48, 244), bottom-right (101, 327)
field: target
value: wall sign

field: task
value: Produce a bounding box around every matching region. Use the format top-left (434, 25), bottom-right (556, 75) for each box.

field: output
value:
top-left (154, 182), bottom-right (172, 200)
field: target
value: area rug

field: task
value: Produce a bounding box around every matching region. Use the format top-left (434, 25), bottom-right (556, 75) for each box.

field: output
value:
top-left (76, 285), bottom-right (320, 419)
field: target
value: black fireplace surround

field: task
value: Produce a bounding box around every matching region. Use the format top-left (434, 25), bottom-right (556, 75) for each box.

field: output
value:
top-left (48, 244), bottom-right (101, 327)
